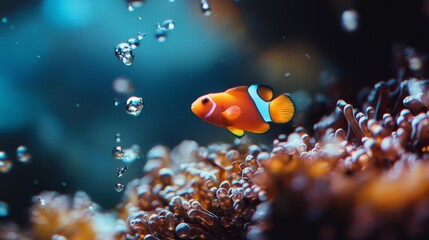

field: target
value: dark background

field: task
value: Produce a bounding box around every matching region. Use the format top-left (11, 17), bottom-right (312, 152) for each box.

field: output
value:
top-left (0, 0), bottom-right (428, 225)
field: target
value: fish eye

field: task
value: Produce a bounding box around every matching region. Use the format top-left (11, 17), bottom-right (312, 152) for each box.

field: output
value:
top-left (202, 98), bottom-right (209, 104)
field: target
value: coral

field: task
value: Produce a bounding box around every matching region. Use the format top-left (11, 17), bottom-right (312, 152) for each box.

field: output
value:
top-left (114, 80), bottom-right (429, 239)
top-left (30, 191), bottom-right (114, 240)
top-left (24, 47), bottom-right (429, 240)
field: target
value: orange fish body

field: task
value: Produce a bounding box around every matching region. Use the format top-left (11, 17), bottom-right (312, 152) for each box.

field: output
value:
top-left (191, 84), bottom-right (295, 137)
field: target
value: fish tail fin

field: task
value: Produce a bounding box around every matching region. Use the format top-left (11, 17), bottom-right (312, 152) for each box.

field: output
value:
top-left (269, 94), bottom-right (295, 123)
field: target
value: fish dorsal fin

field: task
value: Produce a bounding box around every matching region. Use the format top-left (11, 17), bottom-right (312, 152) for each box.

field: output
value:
top-left (227, 126), bottom-right (245, 138)
top-left (226, 86), bottom-right (248, 95)
top-left (222, 105), bottom-right (241, 120)
top-left (256, 85), bottom-right (274, 101)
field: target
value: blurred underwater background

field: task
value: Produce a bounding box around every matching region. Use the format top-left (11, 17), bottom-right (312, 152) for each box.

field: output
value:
top-left (0, 0), bottom-right (429, 232)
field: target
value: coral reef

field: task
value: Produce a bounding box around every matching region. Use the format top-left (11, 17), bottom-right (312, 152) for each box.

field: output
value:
top-left (6, 48), bottom-right (429, 240)
top-left (30, 191), bottom-right (115, 240)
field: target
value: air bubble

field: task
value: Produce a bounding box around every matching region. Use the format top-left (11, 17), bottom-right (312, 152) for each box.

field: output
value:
top-left (117, 166), bottom-right (128, 177)
top-left (115, 183), bottom-right (125, 192)
top-left (114, 99), bottom-right (120, 107)
top-left (113, 146), bottom-right (125, 159)
top-left (0, 160), bottom-right (12, 173)
top-left (115, 133), bottom-right (121, 143)
top-left (115, 42), bottom-right (134, 66)
top-left (125, 96), bottom-right (144, 116)
top-left (162, 19), bottom-right (175, 31)
top-left (137, 32), bottom-right (146, 40)
top-left (1, 17), bottom-right (7, 24)
top-left (51, 235), bottom-right (67, 240)
top-left (122, 147), bottom-right (139, 163)
top-left (0, 151), bottom-right (7, 160)
top-left (155, 24), bottom-right (167, 42)
top-left (33, 196), bottom-right (46, 208)
top-left (0, 201), bottom-right (8, 217)
top-left (409, 57), bottom-right (422, 71)
top-left (200, 0), bottom-right (211, 16)
top-left (128, 38), bottom-right (140, 49)
top-left (17, 145), bottom-right (31, 163)
top-left (113, 77), bottom-right (134, 94)
top-left (341, 9), bottom-right (359, 32)
top-left (127, 0), bottom-right (143, 11)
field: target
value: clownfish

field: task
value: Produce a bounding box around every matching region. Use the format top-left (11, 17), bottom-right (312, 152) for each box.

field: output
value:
top-left (191, 84), bottom-right (295, 138)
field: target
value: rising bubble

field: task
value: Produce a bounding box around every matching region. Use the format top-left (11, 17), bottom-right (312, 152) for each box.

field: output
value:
top-left (122, 147), bottom-right (139, 163)
top-left (117, 166), bottom-right (128, 177)
top-left (200, 0), bottom-right (211, 16)
top-left (0, 160), bottom-right (12, 173)
top-left (155, 24), bottom-right (167, 42)
top-left (115, 42), bottom-right (134, 66)
top-left (127, 0), bottom-right (144, 11)
top-left (115, 133), bottom-right (121, 143)
top-left (114, 99), bottom-right (120, 107)
top-left (137, 32), bottom-right (146, 41)
top-left (113, 146), bottom-right (125, 159)
top-left (128, 0), bottom-right (144, 8)
top-left (341, 9), bottom-right (359, 32)
top-left (0, 201), bottom-right (8, 217)
top-left (1, 17), bottom-right (7, 24)
top-left (51, 235), bottom-right (67, 240)
top-left (17, 145), bottom-right (31, 163)
top-left (0, 151), bottom-right (7, 160)
top-left (125, 96), bottom-right (144, 116)
top-left (162, 19), bottom-right (175, 31)
top-left (115, 183), bottom-right (125, 192)
top-left (128, 38), bottom-right (140, 49)
top-left (113, 77), bottom-right (134, 94)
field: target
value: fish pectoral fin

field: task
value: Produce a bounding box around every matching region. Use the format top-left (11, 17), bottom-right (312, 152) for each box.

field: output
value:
top-left (222, 105), bottom-right (241, 121)
top-left (227, 127), bottom-right (245, 138)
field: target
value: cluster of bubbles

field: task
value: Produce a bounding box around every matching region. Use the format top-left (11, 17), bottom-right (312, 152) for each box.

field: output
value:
top-left (0, 146), bottom-right (31, 174)
top-left (114, 32), bottom-right (145, 66)
top-left (112, 134), bottom-right (142, 192)
top-left (155, 19), bottom-right (175, 43)
top-left (114, 43), bottom-right (133, 66)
